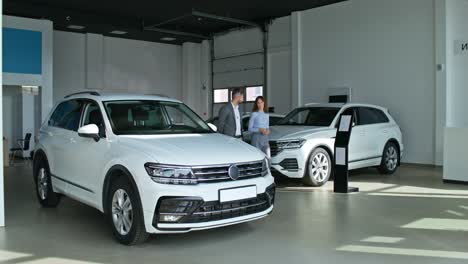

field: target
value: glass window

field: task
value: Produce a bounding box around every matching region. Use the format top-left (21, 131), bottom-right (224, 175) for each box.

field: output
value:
top-left (103, 100), bottom-right (212, 135)
top-left (242, 116), bottom-right (250, 131)
top-left (49, 100), bottom-right (84, 131)
top-left (277, 107), bottom-right (340, 127)
top-left (358, 107), bottom-right (389, 125)
top-left (214, 89), bottom-right (229, 103)
top-left (270, 116), bottom-right (283, 126)
top-left (82, 103), bottom-right (106, 137)
top-left (246, 86), bottom-right (263, 101)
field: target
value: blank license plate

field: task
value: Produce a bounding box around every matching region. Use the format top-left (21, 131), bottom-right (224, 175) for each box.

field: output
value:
top-left (219, 186), bottom-right (257, 203)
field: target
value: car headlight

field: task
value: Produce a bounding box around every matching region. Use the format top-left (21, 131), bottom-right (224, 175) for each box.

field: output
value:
top-left (144, 163), bottom-right (197, 185)
top-left (277, 139), bottom-right (306, 149)
top-left (262, 158), bottom-right (269, 176)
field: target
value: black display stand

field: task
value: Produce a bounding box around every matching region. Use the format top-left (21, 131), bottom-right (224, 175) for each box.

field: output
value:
top-left (333, 114), bottom-right (359, 193)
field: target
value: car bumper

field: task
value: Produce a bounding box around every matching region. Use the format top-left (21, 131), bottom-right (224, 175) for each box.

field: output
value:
top-left (270, 148), bottom-right (308, 178)
top-left (139, 173), bottom-right (275, 234)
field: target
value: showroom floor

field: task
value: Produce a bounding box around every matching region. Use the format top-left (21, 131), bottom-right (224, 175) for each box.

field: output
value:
top-left (1, 164), bottom-right (468, 264)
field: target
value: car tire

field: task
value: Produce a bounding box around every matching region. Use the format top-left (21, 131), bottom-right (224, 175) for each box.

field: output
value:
top-left (303, 148), bottom-right (332, 187)
top-left (108, 176), bottom-right (149, 245)
top-left (34, 157), bottom-right (61, 207)
top-left (378, 142), bottom-right (399, 175)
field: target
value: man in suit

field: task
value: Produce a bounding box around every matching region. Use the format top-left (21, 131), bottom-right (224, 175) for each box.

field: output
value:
top-left (218, 88), bottom-right (244, 138)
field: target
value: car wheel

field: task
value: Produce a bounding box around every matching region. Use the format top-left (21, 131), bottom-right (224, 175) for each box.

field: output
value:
top-left (303, 148), bottom-right (331, 187)
top-left (34, 157), bottom-right (61, 207)
top-left (108, 176), bottom-right (149, 245)
top-left (378, 142), bottom-right (399, 174)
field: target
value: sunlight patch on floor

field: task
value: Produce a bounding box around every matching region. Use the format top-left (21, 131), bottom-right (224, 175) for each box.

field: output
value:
top-left (337, 245), bottom-right (468, 259)
top-left (19, 257), bottom-right (102, 264)
top-left (0, 249), bottom-right (32, 261)
top-left (402, 218), bottom-right (468, 232)
top-left (380, 186), bottom-right (468, 195)
top-left (368, 193), bottom-right (468, 199)
top-left (445, 210), bottom-right (465, 217)
top-left (360, 236), bottom-right (405, 244)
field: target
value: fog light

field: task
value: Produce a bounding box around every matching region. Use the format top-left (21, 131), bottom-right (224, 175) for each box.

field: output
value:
top-left (155, 197), bottom-right (203, 225)
top-left (159, 214), bottom-right (184, 222)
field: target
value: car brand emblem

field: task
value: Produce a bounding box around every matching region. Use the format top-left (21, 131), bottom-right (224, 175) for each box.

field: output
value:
top-left (228, 165), bottom-right (240, 180)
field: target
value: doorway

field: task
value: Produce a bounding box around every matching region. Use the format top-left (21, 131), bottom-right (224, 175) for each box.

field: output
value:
top-left (2, 85), bottom-right (42, 166)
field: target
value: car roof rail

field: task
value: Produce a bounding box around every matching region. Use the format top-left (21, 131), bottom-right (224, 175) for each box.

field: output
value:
top-left (64, 91), bottom-right (101, 98)
top-left (145, 93), bottom-right (170, 98)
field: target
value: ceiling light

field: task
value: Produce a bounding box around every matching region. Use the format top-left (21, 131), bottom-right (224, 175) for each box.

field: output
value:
top-left (161, 37), bottom-right (176, 41)
top-left (110, 30), bottom-right (127, 35)
top-left (67, 25), bottom-right (85, 30)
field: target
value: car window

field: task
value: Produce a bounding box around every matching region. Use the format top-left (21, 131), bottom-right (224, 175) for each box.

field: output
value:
top-left (82, 103), bottom-right (106, 137)
top-left (103, 100), bottom-right (212, 135)
top-left (358, 107), bottom-right (389, 125)
top-left (164, 103), bottom-right (200, 129)
top-left (277, 107), bottom-right (340, 127)
top-left (270, 116), bottom-right (283, 126)
top-left (49, 100), bottom-right (84, 131)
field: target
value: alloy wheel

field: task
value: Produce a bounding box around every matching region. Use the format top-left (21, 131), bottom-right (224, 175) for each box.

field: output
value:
top-left (309, 153), bottom-right (330, 182)
top-left (37, 168), bottom-right (48, 200)
top-left (385, 146), bottom-right (398, 171)
top-left (112, 189), bottom-right (133, 236)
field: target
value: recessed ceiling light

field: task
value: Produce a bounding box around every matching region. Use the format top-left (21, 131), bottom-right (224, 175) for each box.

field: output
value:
top-left (161, 37), bottom-right (176, 41)
top-left (110, 30), bottom-right (127, 35)
top-left (67, 25), bottom-right (85, 30)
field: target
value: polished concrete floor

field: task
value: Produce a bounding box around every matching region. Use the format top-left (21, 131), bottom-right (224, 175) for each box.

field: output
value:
top-left (1, 164), bottom-right (468, 264)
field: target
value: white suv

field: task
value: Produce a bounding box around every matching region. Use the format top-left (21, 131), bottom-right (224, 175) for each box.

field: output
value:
top-left (269, 103), bottom-right (403, 186)
top-left (33, 92), bottom-right (275, 245)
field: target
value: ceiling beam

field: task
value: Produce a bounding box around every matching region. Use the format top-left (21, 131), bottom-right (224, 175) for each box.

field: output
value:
top-left (192, 10), bottom-right (261, 28)
top-left (143, 25), bottom-right (209, 40)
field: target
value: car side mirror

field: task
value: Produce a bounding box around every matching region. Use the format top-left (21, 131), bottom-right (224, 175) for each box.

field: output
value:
top-left (78, 124), bottom-right (100, 142)
top-left (208, 123), bottom-right (217, 132)
top-left (352, 122), bottom-right (356, 127)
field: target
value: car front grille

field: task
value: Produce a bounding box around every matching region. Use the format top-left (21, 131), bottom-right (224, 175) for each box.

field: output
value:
top-left (161, 184), bottom-right (276, 225)
top-left (192, 161), bottom-right (264, 183)
top-left (279, 158), bottom-right (299, 171)
top-left (269, 141), bottom-right (282, 157)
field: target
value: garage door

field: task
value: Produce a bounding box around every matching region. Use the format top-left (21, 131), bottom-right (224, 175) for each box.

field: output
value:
top-left (212, 27), bottom-right (265, 118)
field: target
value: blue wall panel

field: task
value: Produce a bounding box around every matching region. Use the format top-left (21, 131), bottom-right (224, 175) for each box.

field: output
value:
top-left (3, 27), bottom-right (42, 74)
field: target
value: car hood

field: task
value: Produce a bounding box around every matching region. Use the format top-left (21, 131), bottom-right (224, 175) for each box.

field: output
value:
top-left (269, 126), bottom-right (333, 141)
top-left (117, 133), bottom-right (265, 165)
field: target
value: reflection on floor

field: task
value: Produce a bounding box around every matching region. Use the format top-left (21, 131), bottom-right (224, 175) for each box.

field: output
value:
top-left (1, 164), bottom-right (468, 264)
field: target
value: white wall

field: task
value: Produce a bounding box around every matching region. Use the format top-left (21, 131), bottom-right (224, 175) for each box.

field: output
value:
top-left (213, 0), bottom-right (443, 165)
top-left (446, 0), bottom-right (468, 127)
top-left (296, 0), bottom-right (438, 164)
top-left (268, 16), bottom-right (292, 115)
top-left (182, 41), bottom-right (211, 119)
top-left (443, 0), bottom-right (468, 182)
top-left (53, 31), bottom-right (182, 103)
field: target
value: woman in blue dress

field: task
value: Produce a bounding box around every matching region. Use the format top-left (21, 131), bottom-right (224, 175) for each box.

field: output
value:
top-left (248, 96), bottom-right (270, 157)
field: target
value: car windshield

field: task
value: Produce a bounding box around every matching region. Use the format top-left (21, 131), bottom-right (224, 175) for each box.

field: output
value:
top-left (103, 100), bottom-right (213, 135)
top-left (276, 107), bottom-right (340, 127)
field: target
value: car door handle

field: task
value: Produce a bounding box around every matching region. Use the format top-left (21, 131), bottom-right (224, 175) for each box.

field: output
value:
top-left (70, 138), bottom-right (77, 143)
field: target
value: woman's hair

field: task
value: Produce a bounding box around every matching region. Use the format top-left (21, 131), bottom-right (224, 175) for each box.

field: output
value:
top-left (252, 96), bottom-right (268, 113)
